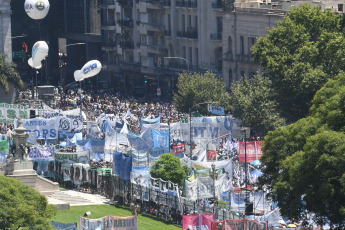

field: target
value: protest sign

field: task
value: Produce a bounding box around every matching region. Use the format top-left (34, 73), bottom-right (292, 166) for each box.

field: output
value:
top-left (22, 117), bottom-right (59, 143)
top-left (29, 146), bottom-right (54, 160)
top-left (0, 103), bottom-right (29, 124)
top-left (173, 143), bottom-right (185, 154)
top-left (239, 141), bottom-right (262, 163)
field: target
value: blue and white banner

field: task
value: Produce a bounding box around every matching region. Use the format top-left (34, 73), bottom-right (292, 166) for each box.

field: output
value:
top-left (208, 105), bottom-right (225, 116)
top-left (22, 117), bottom-right (59, 143)
top-left (29, 146), bottom-right (55, 160)
top-left (152, 129), bottom-right (169, 149)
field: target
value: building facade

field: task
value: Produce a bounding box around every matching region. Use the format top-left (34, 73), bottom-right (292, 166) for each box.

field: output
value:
top-left (222, 0), bottom-right (345, 89)
top-left (101, 0), bottom-right (224, 96)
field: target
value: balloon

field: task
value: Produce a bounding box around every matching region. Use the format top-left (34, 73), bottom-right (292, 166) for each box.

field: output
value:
top-left (74, 60), bottom-right (102, 82)
top-left (24, 0), bottom-right (50, 20)
top-left (28, 41), bottom-right (49, 69)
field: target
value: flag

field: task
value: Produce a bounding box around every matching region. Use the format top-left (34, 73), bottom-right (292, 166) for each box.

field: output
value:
top-left (67, 135), bottom-right (76, 147)
top-left (83, 141), bottom-right (92, 151)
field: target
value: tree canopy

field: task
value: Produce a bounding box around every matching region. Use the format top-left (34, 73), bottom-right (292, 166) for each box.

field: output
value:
top-left (260, 73), bottom-right (345, 227)
top-left (173, 71), bottom-right (230, 115)
top-left (252, 4), bottom-right (345, 122)
top-left (0, 175), bottom-right (56, 229)
top-left (150, 153), bottom-right (189, 186)
top-left (229, 74), bottom-right (285, 137)
top-left (0, 54), bottom-right (24, 94)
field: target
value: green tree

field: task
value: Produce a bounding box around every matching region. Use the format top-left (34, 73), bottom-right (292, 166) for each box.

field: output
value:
top-left (0, 175), bottom-right (56, 229)
top-left (173, 71), bottom-right (230, 114)
top-left (0, 53), bottom-right (24, 93)
top-left (150, 153), bottom-right (190, 186)
top-left (260, 73), bottom-right (345, 227)
top-left (229, 74), bottom-right (285, 136)
top-left (252, 4), bottom-right (345, 122)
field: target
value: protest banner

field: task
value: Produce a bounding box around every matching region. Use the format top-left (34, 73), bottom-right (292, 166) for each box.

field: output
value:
top-left (29, 146), bottom-right (54, 160)
top-left (152, 129), bottom-right (169, 149)
top-left (79, 216), bottom-right (138, 230)
top-left (0, 103), bottom-right (29, 124)
top-left (54, 150), bottom-right (89, 164)
top-left (210, 219), bottom-right (268, 230)
top-left (182, 213), bottom-right (215, 230)
top-left (80, 216), bottom-right (107, 230)
top-left (22, 117), bottom-right (59, 143)
top-left (173, 143), bottom-right (185, 154)
top-left (238, 141), bottom-right (262, 163)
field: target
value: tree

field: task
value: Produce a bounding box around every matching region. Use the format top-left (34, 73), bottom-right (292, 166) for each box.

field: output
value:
top-left (150, 153), bottom-right (190, 186)
top-left (252, 4), bottom-right (345, 122)
top-left (229, 74), bottom-right (285, 136)
top-left (260, 73), bottom-right (345, 228)
top-left (0, 54), bottom-right (24, 94)
top-left (173, 71), bottom-right (230, 114)
top-left (0, 175), bottom-right (56, 229)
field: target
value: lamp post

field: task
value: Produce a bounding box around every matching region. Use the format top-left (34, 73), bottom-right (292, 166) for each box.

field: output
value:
top-left (241, 127), bottom-right (250, 216)
top-left (58, 42), bottom-right (86, 86)
top-left (189, 101), bottom-right (219, 159)
top-left (163, 56), bottom-right (190, 72)
top-left (210, 163), bottom-right (218, 211)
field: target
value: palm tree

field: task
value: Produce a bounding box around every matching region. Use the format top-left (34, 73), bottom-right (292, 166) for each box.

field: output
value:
top-left (0, 53), bottom-right (24, 94)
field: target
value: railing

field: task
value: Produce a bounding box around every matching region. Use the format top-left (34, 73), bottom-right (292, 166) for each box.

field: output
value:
top-left (139, 0), bottom-right (166, 7)
top-left (118, 19), bottom-right (134, 28)
top-left (119, 40), bottom-right (134, 49)
top-left (176, 0), bottom-right (197, 8)
top-left (101, 0), bottom-right (116, 5)
top-left (102, 19), bottom-right (116, 26)
top-left (224, 52), bottom-right (234, 61)
top-left (102, 39), bottom-right (117, 47)
top-left (210, 32), bottom-right (222, 40)
top-left (147, 42), bottom-right (168, 54)
top-left (212, 1), bottom-right (224, 9)
top-left (117, 0), bottom-right (133, 7)
top-left (176, 31), bottom-right (198, 39)
top-left (236, 54), bottom-right (254, 63)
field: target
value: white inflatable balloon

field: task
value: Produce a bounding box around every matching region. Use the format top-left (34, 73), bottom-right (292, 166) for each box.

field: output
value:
top-left (28, 41), bottom-right (49, 69)
top-left (24, 0), bottom-right (50, 20)
top-left (74, 60), bottom-right (102, 82)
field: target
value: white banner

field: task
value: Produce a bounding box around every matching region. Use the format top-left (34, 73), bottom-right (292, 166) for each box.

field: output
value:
top-left (87, 121), bottom-right (101, 139)
top-left (43, 109), bottom-right (83, 133)
top-left (184, 174), bottom-right (228, 200)
top-left (22, 117), bottom-right (59, 143)
top-left (104, 132), bottom-right (129, 153)
top-left (0, 103), bottom-right (29, 124)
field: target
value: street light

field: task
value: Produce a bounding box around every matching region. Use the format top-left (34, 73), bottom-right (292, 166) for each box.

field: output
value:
top-left (241, 127), bottom-right (251, 216)
top-left (189, 101), bottom-right (219, 159)
top-left (210, 163), bottom-right (218, 211)
top-left (163, 56), bottom-right (190, 72)
top-left (58, 42), bottom-right (86, 86)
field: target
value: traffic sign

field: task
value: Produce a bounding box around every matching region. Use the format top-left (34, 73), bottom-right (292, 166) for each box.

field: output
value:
top-left (12, 51), bottom-right (26, 59)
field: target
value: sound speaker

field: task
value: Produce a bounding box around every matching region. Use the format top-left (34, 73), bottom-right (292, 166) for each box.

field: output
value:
top-left (30, 110), bottom-right (36, 118)
top-left (245, 201), bottom-right (253, 216)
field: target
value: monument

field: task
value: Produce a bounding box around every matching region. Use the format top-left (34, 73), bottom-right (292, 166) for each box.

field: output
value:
top-left (5, 118), bottom-right (58, 193)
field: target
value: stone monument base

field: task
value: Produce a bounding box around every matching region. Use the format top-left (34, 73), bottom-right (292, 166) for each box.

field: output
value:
top-left (5, 158), bottom-right (59, 194)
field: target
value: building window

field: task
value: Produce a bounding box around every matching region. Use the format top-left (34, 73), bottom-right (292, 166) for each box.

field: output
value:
top-left (228, 36), bottom-right (232, 53)
top-left (339, 4), bottom-right (344, 12)
top-left (241, 70), bottom-right (245, 78)
top-left (182, 46), bottom-right (186, 59)
top-left (248, 37), bottom-right (256, 55)
top-left (189, 47), bottom-right (192, 67)
top-left (240, 36), bottom-right (244, 55)
top-left (182, 15), bottom-right (185, 31)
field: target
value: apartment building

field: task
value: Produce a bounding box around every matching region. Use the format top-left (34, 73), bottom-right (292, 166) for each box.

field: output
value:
top-left (222, 0), bottom-right (345, 89)
top-left (101, 0), bottom-right (224, 96)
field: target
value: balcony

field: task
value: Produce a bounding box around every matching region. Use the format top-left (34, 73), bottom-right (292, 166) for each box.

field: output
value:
top-left (236, 54), bottom-right (254, 63)
top-left (212, 1), bottom-right (224, 9)
top-left (147, 42), bottom-right (168, 54)
top-left (141, 21), bottom-right (165, 32)
top-left (120, 61), bottom-right (141, 72)
top-left (102, 39), bottom-right (117, 48)
top-left (210, 32), bottom-right (222, 40)
top-left (119, 40), bottom-right (134, 49)
top-left (100, 0), bottom-right (116, 5)
top-left (118, 19), bottom-right (134, 28)
top-left (177, 30), bottom-right (198, 39)
top-left (223, 52), bottom-right (233, 61)
top-left (117, 0), bottom-right (133, 7)
top-left (102, 19), bottom-right (116, 27)
top-left (176, 0), bottom-right (197, 8)
top-left (139, 0), bottom-right (166, 9)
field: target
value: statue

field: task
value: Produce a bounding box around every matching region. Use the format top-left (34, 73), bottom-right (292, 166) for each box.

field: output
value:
top-left (19, 143), bottom-right (29, 160)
